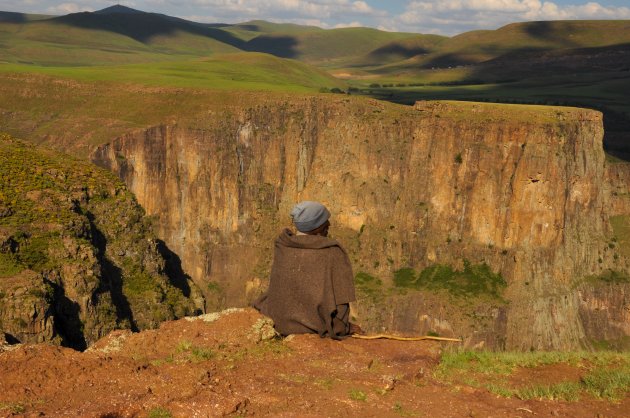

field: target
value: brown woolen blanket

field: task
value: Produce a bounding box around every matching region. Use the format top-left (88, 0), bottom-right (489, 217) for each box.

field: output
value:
top-left (253, 229), bottom-right (356, 338)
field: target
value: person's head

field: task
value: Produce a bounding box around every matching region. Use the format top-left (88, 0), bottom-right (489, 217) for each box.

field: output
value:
top-left (290, 201), bottom-right (331, 237)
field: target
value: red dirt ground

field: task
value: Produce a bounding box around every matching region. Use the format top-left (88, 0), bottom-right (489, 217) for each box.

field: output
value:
top-left (0, 308), bottom-right (628, 417)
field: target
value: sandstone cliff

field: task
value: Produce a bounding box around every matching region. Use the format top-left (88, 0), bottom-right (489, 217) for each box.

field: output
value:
top-left (0, 134), bottom-right (202, 349)
top-left (92, 98), bottom-right (630, 350)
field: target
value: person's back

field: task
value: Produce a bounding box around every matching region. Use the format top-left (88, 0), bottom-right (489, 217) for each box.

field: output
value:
top-left (253, 201), bottom-right (356, 339)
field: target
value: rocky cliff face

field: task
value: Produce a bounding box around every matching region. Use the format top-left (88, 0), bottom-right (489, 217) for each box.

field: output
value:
top-left (0, 134), bottom-right (202, 349)
top-left (92, 98), bottom-right (630, 350)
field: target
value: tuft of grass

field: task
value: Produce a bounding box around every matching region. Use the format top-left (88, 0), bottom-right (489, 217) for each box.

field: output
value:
top-left (0, 403), bottom-right (26, 414)
top-left (348, 389), bottom-right (368, 402)
top-left (515, 382), bottom-right (581, 401)
top-left (207, 281), bottom-right (222, 293)
top-left (582, 366), bottom-right (630, 400)
top-left (392, 401), bottom-right (420, 417)
top-left (176, 340), bottom-right (193, 353)
top-left (147, 407), bottom-right (173, 418)
top-left (175, 340), bottom-right (214, 363)
top-left (314, 378), bottom-right (334, 390)
top-left (191, 347), bottom-right (214, 362)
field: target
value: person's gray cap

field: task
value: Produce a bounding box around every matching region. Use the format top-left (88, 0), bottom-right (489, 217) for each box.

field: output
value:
top-left (290, 201), bottom-right (330, 232)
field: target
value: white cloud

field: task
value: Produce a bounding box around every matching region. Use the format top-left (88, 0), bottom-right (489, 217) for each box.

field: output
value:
top-left (148, 0), bottom-right (386, 22)
top-left (46, 2), bottom-right (93, 14)
top-left (333, 20), bottom-right (363, 27)
top-left (393, 0), bottom-right (630, 34)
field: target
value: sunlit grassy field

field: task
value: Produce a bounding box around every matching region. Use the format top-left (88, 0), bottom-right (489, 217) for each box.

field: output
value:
top-left (0, 53), bottom-right (344, 92)
top-left (437, 350), bottom-right (630, 401)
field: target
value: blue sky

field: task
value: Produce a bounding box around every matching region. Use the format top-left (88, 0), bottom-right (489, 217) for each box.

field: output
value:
top-left (3, 0), bottom-right (630, 35)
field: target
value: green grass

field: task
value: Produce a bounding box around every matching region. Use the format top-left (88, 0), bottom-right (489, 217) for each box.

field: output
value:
top-left (314, 378), bottom-right (335, 390)
top-left (175, 340), bottom-right (215, 363)
top-left (348, 389), bottom-right (368, 401)
top-left (394, 260), bottom-right (506, 299)
top-left (582, 367), bottom-right (630, 399)
top-left (587, 269), bottom-right (630, 284)
top-left (437, 350), bottom-right (630, 401)
top-left (392, 402), bottom-right (420, 417)
top-left (0, 252), bottom-right (22, 277)
top-left (610, 215), bottom-right (630, 259)
top-left (0, 53), bottom-right (344, 92)
top-left (147, 407), bottom-right (172, 418)
top-left (354, 272), bottom-right (384, 302)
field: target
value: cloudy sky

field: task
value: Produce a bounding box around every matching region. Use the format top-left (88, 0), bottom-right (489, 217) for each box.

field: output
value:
top-left (3, 0), bottom-right (630, 35)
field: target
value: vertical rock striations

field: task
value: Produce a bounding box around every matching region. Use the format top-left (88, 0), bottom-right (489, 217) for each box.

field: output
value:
top-left (93, 98), bottom-right (626, 350)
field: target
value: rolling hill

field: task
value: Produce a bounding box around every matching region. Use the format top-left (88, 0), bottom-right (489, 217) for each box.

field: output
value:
top-left (1, 6), bottom-right (629, 157)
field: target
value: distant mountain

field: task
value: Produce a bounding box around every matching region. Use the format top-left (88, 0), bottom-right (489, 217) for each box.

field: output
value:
top-left (93, 5), bottom-right (147, 14)
top-left (50, 9), bottom-right (244, 46)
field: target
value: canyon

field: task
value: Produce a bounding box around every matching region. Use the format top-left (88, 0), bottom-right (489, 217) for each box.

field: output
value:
top-left (89, 96), bottom-right (630, 350)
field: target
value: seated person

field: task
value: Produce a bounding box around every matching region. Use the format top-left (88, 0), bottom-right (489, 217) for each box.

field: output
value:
top-left (253, 201), bottom-right (356, 339)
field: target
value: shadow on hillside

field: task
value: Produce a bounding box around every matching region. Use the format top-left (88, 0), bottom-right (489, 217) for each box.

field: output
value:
top-left (86, 211), bottom-right (138, 333)
top-left (523, 21), bottom-right (580, 49)
top-left (156, 239), bottom-right (192, 298)
top-left (239, 24), bottom-right (263, 32)
top-left (48, 11), bottom-right (246, 48)
top-left (243, 35), bottom-right (299, 58)
top-left (481, 43), bottom-right (630, 77)
top-left (0, 11), bottom-right (29, 23)
top-left (368, 44), bottom-right (431, 59)
top-left (45, 277), bottom-right (88, 350)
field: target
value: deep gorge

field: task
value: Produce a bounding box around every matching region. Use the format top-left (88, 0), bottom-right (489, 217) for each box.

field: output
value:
top-left (90, 97), bottom-right (630, 350)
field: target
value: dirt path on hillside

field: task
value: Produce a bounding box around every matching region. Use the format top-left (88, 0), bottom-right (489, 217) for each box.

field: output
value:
top-left (0, 309), bottom-right (627, 417)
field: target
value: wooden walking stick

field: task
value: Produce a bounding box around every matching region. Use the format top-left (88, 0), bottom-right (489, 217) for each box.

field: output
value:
top-left (351, 334), bottom-right (462, 342)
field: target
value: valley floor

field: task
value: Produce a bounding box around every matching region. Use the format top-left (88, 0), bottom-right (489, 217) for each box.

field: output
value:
top-left (0, 309), bottom-right (628, 417)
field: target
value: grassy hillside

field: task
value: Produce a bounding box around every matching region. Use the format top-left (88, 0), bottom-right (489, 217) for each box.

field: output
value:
top-left (420, 20), bottom-right (630, 69)
top-left (0, 52), bottom-right (344, 91)
top-left (244, 27), bottom-right (420, 66)
top-left (0, 133), bottom-right (198, 347)
top-left (0, 10), bottom-right (243, 66)
top-left (0, 8), bottom-right (426, 69)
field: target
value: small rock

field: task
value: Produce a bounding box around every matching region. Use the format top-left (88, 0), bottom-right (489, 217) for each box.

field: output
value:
top-left (225, 398), bottom-right (249, 416)
top-left (382, 375), bottom-right (396, 391)
top-left (249, 317), bottom-right (278, 342)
